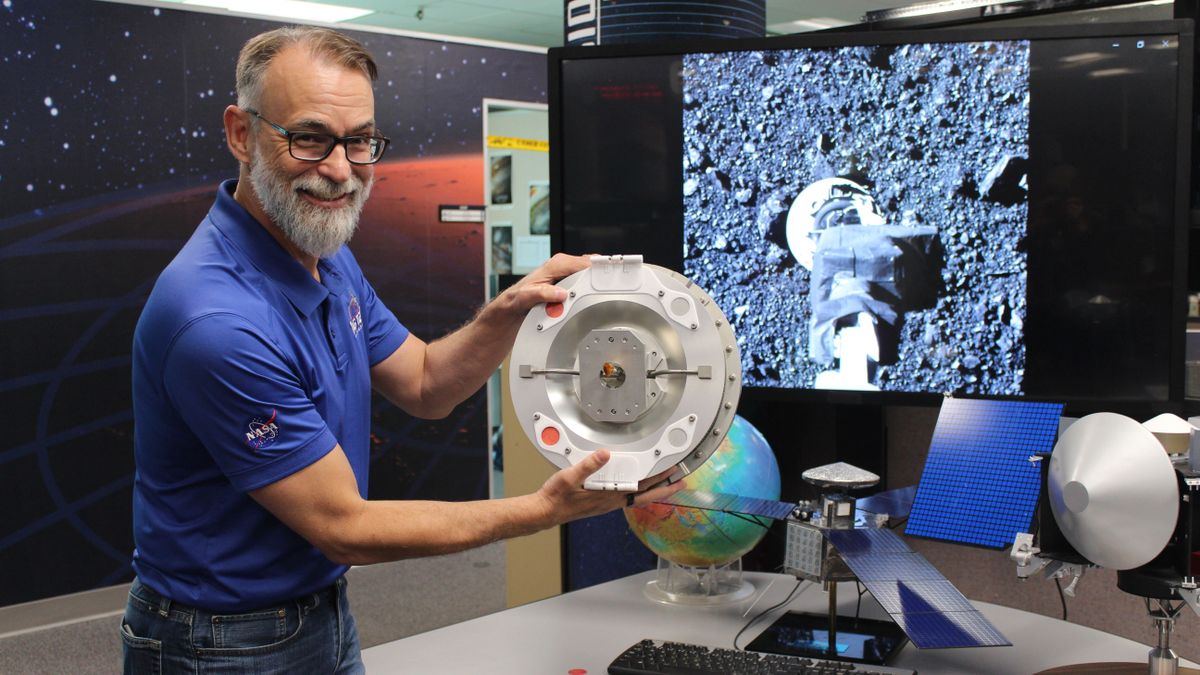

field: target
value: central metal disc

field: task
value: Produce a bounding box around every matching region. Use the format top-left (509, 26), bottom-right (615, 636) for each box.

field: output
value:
top-left (508, 255), bottom-right (741, 491)
top-left (1048, 412), bottom-right (1179, 570)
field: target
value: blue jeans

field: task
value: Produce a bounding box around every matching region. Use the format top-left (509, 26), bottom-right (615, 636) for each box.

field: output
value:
top-left (120, 576), bottom-right (363, 674)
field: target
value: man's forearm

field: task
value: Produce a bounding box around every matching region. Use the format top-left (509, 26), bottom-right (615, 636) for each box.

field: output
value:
top-left (370, 254), bottom-right (585, 418)
top-left (418, 290), bottom-right (527, 415)
top-left (330, 491), bottom-right (552, 565)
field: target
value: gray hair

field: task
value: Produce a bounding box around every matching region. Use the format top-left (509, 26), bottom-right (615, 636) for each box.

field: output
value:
top-left (235, 26), bottom-right (378, 111)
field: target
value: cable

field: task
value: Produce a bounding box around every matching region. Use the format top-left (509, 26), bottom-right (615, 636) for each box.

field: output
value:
top-left (732, 579), bottom-right (806, 650)
top-left (1053, 577), bottom-right (1068, 621)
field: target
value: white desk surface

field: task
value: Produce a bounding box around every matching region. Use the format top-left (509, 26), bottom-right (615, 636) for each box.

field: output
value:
top-left (364, 570), bottom-right (1194, 674)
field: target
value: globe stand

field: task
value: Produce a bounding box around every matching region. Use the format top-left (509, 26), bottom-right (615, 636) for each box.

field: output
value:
top-left (642, 557), bottom-right (755, 606)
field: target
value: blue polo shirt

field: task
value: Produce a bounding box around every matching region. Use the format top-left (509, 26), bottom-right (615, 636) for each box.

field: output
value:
top-left (131, 179), bottom-right (408, 611)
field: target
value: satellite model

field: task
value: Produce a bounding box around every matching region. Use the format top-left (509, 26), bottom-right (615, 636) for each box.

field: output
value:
top-left (1010, 412), bottom-right (1200, 675)
top-left (781, 461), bottom-right (1009, 651)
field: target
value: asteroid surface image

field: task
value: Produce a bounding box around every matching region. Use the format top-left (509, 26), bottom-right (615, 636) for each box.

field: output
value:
top-left (682, 41), bottom-right (1029, 394)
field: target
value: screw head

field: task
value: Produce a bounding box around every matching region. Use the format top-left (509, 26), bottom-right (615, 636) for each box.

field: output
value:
top-left (533, 413), bottom-right (541, 421)
top-left (654, 449), bottom-right (661, 456)
top-left (690, 323), bottom-right (697, 330)
top-left (688, 415), bottom-right (696, 422)
top-left (569, 290), bottom-right (576, 298)
top-left (564, 447), bottom-right (571, 454)
top-left (658, 290), bottom-right (665, 297)
top-left (536, 324), bottom-right (543, 331)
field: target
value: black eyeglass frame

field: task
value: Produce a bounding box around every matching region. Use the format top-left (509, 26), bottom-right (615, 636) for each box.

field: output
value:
top-left (244, 108), bottom-right (391, 165)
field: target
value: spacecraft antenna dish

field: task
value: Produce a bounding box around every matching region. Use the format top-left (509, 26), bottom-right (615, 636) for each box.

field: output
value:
top-left (1048, 412), bottom-right (1179, 571)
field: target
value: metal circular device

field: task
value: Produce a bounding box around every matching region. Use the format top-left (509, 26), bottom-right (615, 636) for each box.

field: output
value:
top-left (785, 177), bottom-right (886, 270)
top-left (1048, 413), bottom-right (1179, 570)
top-left (509, 255), bottom-right (741, 491)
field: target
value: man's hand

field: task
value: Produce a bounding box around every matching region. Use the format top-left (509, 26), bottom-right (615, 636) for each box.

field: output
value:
top-left (532, 449), bottom-right (685, 527)
top-left (500, 253), bottom-right (590, 315)
top-left (371, 253), bottom-right (590, 419)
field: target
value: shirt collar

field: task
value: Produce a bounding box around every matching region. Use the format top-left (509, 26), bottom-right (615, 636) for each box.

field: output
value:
top-left (208, 179), bottom-right (331, 317)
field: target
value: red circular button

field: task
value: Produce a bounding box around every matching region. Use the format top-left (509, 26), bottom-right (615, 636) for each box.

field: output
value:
top-left (546, 302), bottom-right (564, 318)
top-left (540, 426), bottom-right (561, 446)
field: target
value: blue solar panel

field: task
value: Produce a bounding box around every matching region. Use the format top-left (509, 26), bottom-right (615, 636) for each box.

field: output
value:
top-left (856, 485), bottom-right (917, 520)
top-left (904, 397), bottom-right (1063, 549)
top-left (864, 580), bottom-right (977, 615)
top-left (655, 489), bottom-right (795, 520)
top-left (834, 551), bottom-right (948, 582)
top-left (891, 611), bottom-right (1010, 649)
top-left (827, 527), bottom-right (1010, 649)
top-left (825, 526), bottom-right (911, 556)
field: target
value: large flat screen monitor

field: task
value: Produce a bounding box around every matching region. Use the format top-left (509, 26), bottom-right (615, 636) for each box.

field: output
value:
top-left (549, 21), bottom-right (1192, 411)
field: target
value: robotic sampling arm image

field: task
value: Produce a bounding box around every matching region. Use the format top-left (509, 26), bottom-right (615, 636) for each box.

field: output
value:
top-left (786, 177), bottom-right (941, 391)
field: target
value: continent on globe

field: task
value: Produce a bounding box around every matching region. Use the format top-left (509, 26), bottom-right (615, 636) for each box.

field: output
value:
top-left (624, 415), bottom-right (780, 567)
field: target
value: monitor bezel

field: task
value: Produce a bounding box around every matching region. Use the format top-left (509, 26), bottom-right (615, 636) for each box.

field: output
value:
top-left (547, 20), bottom-right (1194, 417)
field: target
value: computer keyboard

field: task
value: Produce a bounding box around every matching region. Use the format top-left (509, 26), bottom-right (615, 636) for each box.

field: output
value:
top-left (608, 639), bottom-right (917, 675)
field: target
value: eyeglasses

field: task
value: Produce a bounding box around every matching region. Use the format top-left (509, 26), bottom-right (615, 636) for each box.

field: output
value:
top-left (244, 108), bottom-right (390, 165)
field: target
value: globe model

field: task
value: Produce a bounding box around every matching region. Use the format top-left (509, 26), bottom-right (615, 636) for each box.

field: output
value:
top-left (624, 414), bottom-right (780, 567)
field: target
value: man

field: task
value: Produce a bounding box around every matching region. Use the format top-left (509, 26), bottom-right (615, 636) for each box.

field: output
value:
top-left (122, 26), bottom-right (677, 673)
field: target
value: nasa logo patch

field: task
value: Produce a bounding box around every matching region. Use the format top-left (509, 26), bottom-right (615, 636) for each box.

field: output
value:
top-left (348, 294), bottom-right (363, 336)
top-left (245, 410), bottom-right (280, 450)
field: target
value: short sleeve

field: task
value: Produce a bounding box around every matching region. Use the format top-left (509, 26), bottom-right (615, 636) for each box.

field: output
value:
top-left (354, 268), bottom-right (409, 366)
top-left (162, 312), bottom-right (338, 492)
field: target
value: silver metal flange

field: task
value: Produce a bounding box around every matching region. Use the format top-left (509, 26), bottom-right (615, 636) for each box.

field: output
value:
top-left (509, 255), bottom-right (741, 491)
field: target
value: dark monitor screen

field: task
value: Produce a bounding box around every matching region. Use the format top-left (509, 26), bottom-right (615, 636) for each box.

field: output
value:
top-left (550, 22), bottom-right (1192, 410)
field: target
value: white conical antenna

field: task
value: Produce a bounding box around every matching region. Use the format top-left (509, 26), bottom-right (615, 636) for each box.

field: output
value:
top-left (1048, 413), bottom-right (1178, 570)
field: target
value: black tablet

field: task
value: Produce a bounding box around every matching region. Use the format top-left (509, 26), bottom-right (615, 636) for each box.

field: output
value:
top-left (745, 611), bottom-right (908, 666)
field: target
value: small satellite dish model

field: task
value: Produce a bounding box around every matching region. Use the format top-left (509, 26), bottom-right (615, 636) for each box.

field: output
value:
top-left (1047, 413), bottom-right (1178, 571)
top-left (1011, 412), bottom-right (1200, 675)
top-left (508, 254), bottom-right (741, 490)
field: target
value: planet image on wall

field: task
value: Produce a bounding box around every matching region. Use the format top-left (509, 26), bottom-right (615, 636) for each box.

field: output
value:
top-left (624, 414), bottom-right (781, 569)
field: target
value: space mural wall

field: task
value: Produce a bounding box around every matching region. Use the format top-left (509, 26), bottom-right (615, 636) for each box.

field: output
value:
top-left (0, 0), bottom-right (545, 606)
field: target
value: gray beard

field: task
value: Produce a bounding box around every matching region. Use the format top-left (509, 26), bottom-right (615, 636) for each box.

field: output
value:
top-left (248, 149), bottom-right (372, 259)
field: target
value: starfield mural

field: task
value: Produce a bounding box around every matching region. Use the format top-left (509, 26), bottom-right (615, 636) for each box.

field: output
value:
top-left (0, 0), bottom-right (545, 606)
